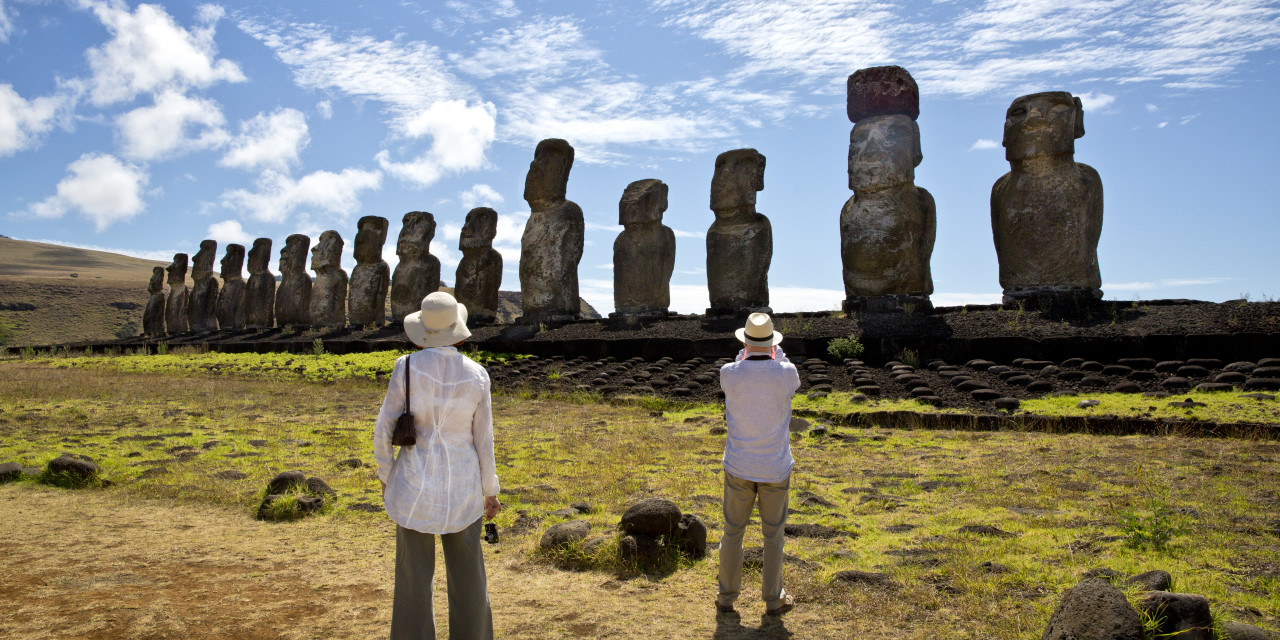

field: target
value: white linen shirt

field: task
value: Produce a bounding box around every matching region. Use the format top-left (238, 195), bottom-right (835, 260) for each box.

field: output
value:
top-left (374, 347), bottom-right (500, 534)
top-left (719, 348), bottom-right (801, 484)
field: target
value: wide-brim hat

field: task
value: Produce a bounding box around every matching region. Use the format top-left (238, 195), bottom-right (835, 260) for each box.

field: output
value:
top-left (734, 312), bottom-right (783, 347)
top-left (404, 292), bottom-right (471, 349)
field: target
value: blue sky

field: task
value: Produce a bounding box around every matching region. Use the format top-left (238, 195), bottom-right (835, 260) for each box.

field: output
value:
top-left (3, 0), bottom-right (1279, 314)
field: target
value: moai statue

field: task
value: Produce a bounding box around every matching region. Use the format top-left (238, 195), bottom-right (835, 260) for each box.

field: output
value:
top-left (612, 179), bottom-right (675, 319)
top-left (164, 253), bottom-right (189, 334)
top-left (840, 65), bottom-right (936, 313)
top-left (275, 234), bottom-right (312, 328)
top-left (143, 266), bottom-right (165, 336)
top-left (992, 91), bottom-right (1103, 307)
top-left (348, 216), bottom-right (390, 327)
top-left (390, 212), bottom-right (441, 322)
top-left (307, 230), bottom-right (348, 328)
top-left (244, 238), bottom-right (275, 329)
top-left (455, 207), bottom-right (503, 325)
top-left (519, 138), bottom-right (585, 324)
top-left (187, 240), bottom-right (220, 332)
top-left (215, 243), bottom-right (246, 330)
top-left (707, 148), bottom-right (771, 316)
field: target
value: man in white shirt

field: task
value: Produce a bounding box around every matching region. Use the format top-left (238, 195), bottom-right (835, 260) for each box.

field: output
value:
top-left (716, 312), bottom-right (801, 617)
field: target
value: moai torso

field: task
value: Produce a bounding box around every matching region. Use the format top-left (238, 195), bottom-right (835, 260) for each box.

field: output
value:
top-left (455, 207), bottom-right (502, 324)
top-left (840, 66), bottom-right (935, 308)
top-left (390, 212), bottom-right (442, 322)
top-left (991, 91), bottom-right (1103, 303)
top-left (348, 216), bottom-right (390, 327)
top-left (613, 179), bottom-right (675, 316)
top-left (308, 230), bottom-right (348, 328)
top-left (164, 253), bottom-right (189, 334)
top-left (707, 148), bottom-right (771, 315)
top-left (275, 234), bottom-right (312, 328)
top-left (519, 138), bottom-right (584, 321)
top-left (188, 240), bottom-right (220, 332)
top-left (143, 266), bottom-right (166, 336)
top-left (244, 238), bottom-right (275, 329)
top-left (215, 243), bottom-right (246, 330)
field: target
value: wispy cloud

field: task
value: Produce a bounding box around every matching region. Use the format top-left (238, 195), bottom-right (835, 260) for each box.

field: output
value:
top-left (1104, 277), bottom-right (1230, 291)
top-left (969, 138), bottom-right (999, 151)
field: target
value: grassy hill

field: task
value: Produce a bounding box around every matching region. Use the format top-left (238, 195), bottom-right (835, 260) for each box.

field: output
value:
top-left (0, 237), bottom-right (599, 347)
top-left (0, 238), bottom-right (166, 347)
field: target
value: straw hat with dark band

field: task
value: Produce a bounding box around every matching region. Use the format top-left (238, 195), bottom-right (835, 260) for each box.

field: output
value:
top-left (734, 312), bottom-right (783, 347)
top-left (404, 291), bottom-right (472, 349)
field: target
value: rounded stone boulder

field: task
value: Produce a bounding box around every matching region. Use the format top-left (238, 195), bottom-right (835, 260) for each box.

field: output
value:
top-left (670, 513), bottom-right (708, 559)
top-left (539, 520), bottom-right (591, 551)
top-left (0, 461), bottom-right (22, 483)
top-left (618, 532), bottom-right (664, 565)
top-left (847, 65), bottom-right (919, 122)
top-left (1042, 578), bottom-right (1142, 640)
top-left (619, 497), bottom-right (682, 537)
top-left (1137, 592), bottom-right (1213, 640)
top-left (48, 455), bottom-right (100, 482)
top-left (265, 470), bottom-right (306, 494)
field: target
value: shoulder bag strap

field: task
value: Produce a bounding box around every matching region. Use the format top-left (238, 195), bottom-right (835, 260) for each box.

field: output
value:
top-left (403, 353), bottom-right (411, 413)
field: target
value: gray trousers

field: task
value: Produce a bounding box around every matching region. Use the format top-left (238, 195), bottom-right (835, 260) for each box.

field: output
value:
top-left (717, 471), bottom-right (790, 609)
top-left (391, 518), bottom-right (493, 640)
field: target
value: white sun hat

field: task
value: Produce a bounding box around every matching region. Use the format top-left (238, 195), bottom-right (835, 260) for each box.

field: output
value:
top-left (734, 312), bottom-right (783, 347)
top-left (404, 291), bottom-right (471, 349)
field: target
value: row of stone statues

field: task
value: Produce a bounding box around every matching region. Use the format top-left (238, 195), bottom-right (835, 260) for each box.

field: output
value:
top-left (144, 65), bottom-right (1104, 334)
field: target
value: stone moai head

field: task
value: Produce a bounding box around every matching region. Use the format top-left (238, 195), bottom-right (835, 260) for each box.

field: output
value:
top-left (460, 207), bottom-right (498, 249)
top-left (248, 238), bottom-right (272, 274)
top-left (192, 240), bottom-right (217, 278)
top-left (354, 216), bottom-right (389, 263)
top-left (148, 266), bottom-right (165, 294)
top-left (280, 234), bottom-right (310, 274)
top-left (848, 115), bottom-right (922, 191)
top-left (619, 179), bottom-right (668, 226)
top-left (710, 148), bottom-right (765, 214)
top-left (220, 244), bottom-right (245, 280)
top-left (1003, 91), bottom-right (1084, 162)
top-left (523, 138), bottom-right (575, 208)
top-left (311, 230), bottom-right (343, 272)
top-left (397, 212), bottom-right (437, 259)
top-left (166, 253), bottom-right (188, 285)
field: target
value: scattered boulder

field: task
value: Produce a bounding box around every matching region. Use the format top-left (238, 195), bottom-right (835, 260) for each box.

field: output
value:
top-left (265, 470), bottom-right (306, 494)
top-left (539, 520), bottom-right (591, 551)
top-left (618, 532), bottom-right (664, 564)
top-left (1221, 621), bottom-right (1280, 640)
top-left (1136, 592), bottom-right (1214, 640)
top-left (670, 514), bottom-right (708, 559)
top-left (0, 462), bottom-right (22, 483)
top-left (256, 472), bottom-right (333, 521)
top-left (336, 458), bottom-right (364, 469)
top-left (619, 497), bottom-right (681, 536)
top-left (46, 455), bottom-right (101, 486)
top-left (1127, 569), bottom-right (1173, 592)
top-left (1042, 578), bottom-right (1143, 640)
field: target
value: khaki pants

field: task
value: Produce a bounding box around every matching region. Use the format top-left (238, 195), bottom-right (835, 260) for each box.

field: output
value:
top-left (391, 518), bottom-right (493, 640)
top-left (717, 471), bottom-right (790, 609)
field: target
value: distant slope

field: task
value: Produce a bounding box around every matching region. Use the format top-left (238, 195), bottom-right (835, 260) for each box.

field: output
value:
top-left (0, 238), bottom-right (600, 347)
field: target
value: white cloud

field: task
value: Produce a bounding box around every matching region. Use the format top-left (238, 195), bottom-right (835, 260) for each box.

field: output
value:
top-left (432, 240), bottom-right (460, 270)
top-left (1076, 90), bottom-right (1115, 112)
top-left (585, 221), bottom-right (622, 233)
top-left (1157, 121), bottom-right (1169, 128)
top-left (669, 284), bottom-right (710, 315)
top-left (0, 0), bottom-right (13, 43)
top-left (81, 0), bottom-right (245, 106)
top-left (1146, 103), bottom-right (1159, 112)
top-left (491, 210), bottom-right (528, 265)
top-left (219, 108), bottom-right (309, 172)
top-left (316, 100), bottom-right (332, 119)
top-left (670, 228), bottom-right (705, 239)
top-left (969, 138), bottom-right (1000, 151)
top-left (0, 84), bottom-right (74, 156)
top-left (1104, 277), bottom-right (1229, 291)
top-left (460, 184), bottom-right (504, 210)
top-left (116, 90), bottom-right (228, 160)
top-left (25, 152), bottom-right (149, 231)
top-left (206, 219), bottom-right (254, 245)
top-left (376, 99), bottom-right (496, 187)
top-left (220, 168), bottom-right (382, 224)
top-left (930, 292), bottom-right (1003, 307)
top-left (768, 286), bottom-right (845, 313)
top-left (1179, 114), bottom-right (1199, 125)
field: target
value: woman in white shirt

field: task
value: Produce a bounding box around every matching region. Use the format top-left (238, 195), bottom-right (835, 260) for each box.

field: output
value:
top-left (374, 291), bottom-right (501, 640)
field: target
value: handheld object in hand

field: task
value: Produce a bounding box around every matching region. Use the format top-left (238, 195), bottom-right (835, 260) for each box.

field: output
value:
top-left (483, 522), bottom-right (499, 544)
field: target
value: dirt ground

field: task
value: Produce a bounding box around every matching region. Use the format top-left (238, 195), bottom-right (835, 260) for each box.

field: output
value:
top-left (0, 486), bottom-right (815, 640)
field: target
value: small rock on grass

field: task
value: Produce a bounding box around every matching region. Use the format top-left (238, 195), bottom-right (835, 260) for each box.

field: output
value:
top-left (620, 498), bottom-right (681, 536)
top-left (47, 455), bottom-right (100, 483)
top-left (1127, 570), bottom-right (1173, 592)
top-left (1221, 621), bottom-right (1280, 640)
top-left (1042, 578), bottom-right (1142, 640)
top-left (1137, 592), bottom-right (1213, 640)
top-left (539, 520), bottom-right (591, 551)
top-left (336, 458), bottom-right (364, 469)
top-left (1078, 399), bottom-right (1100, 408)
top-left (994, 397), bottom-right (1020, 412)
top-left (0, 462), bottom-right (22, 483)
top-left (976, 561), bottom-right (1009, 574)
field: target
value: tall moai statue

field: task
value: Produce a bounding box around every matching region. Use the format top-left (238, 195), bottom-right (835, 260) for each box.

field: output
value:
top-left (143, 266), bottom-right (165, 336)
top-left (215, 243), bottom-right (246, 330)
top-left (707, 148), bottom-right (771, 316)
top-left (164, 253), bottom-right (189, 334)
top-left (187, 240), bottom-right (220, 332)
top-left (455, 207), bottom-right (502, 325)
top-left (992, 91), bottom-right (1103, 307)
top-left (308, 230), bottom-right (348, 328)
top-left (519, 138), bottom-right (584, 323)
top-left (275, 234), bottom-right (312, 328)
top-left (244, 238), bottom-right (275, 329)
top-left (390, 212), bottom-right (441, 322)
top-left (612, 179), bottom-right (675, 319)
top-left (840, 66), bottom-right (936, 313)
top-left (348, 216), bottom-right (390, 327)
